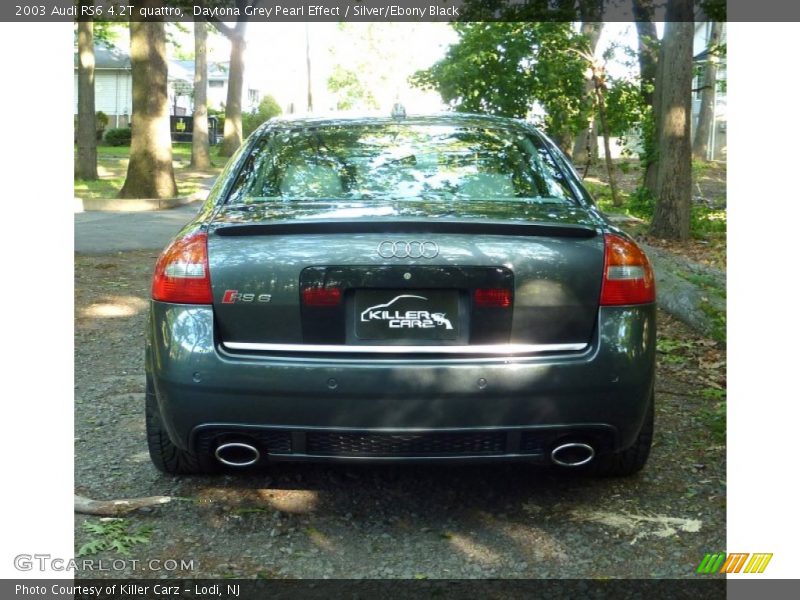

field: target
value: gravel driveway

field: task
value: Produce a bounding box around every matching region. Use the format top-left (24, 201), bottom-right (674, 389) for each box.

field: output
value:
top-left (75, 250), bottom-right (726, 579)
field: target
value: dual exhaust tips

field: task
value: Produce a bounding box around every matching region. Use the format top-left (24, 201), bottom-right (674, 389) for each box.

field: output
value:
top-left (214, 440), bottom-right (595, 468)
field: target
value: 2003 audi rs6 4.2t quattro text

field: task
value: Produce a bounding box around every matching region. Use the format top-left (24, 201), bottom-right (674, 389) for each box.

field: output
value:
top-left (145, 113), bottom-right (656, 477)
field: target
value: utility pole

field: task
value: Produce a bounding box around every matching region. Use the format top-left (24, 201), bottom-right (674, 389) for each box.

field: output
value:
top-left (305, 23), bottom-right (313, 112)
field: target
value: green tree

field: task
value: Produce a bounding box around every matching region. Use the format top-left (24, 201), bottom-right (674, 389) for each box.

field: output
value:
top-left (327, 66), bottom-right (379, 111)
top-left (242, 95), bottom-right (282, 137)
top-left (410, 22), bottom-right (586, 152)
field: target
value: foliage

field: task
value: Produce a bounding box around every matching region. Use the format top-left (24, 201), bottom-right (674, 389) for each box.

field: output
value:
top-left (95, 111), bottom-right (109, 140)
top-left (698, 300), bottom-right (726, 343)
top-left (242, 95), bottom-right (282, 138)
top-left (699, 387), bottom-right (726, 442)
top-left (327, 65), bottom-right (379, 111)
top-left (604, 78), bottom-right (647, 138)
top-left (208, 106), bottom-right (225, 136)
top-left (410, 23), bottom-right (587, 144)
top-left (637, 109), bottom-right (657, 172)
top-left (691, 206), bottom-right (726, 238)
top-left (104, 127), bottom-right (132, 146)
top-left (657, 337), bottom-right (696, 365)
top-left (627, 186), bottom-right (656, 220)
top-left (699, 0), bottom-right (727, 21)
top-left (77, 519), bottom-right (152, 557)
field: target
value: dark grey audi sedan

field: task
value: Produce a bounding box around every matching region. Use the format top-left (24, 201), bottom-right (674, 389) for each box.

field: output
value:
top-left (145, 113), bottom-right (655, 476)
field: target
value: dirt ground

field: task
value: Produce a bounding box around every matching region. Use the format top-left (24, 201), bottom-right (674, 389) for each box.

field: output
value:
top-left (75, 250), bottom-right (725, 579)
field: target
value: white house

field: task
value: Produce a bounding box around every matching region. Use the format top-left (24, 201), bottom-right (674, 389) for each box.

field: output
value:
top-left (173, 60), bottom-right (263, 113)
top-left (73, 43), bottom-right (132, 129)
top-left (692, 22), bottom-right (727, 161)
top-left (73, 42), bottom-right (195, 130)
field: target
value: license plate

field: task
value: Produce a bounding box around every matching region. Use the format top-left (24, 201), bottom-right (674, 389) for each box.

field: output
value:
top-left (354, 290), bottom-right (460, 341)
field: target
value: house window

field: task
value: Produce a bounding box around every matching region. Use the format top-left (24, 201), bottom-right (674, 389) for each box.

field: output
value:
top-left (209, 80), bottom-right (224, 88)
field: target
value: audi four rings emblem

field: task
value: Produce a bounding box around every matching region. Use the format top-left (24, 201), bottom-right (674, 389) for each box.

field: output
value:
top-left (377, 240), bottom-right (439, 259)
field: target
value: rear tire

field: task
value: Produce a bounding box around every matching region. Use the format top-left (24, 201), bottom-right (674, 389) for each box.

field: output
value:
top-left (590, 392), bottom-right (654, 477)
top-left (145, 377), bottom-right (214, 475)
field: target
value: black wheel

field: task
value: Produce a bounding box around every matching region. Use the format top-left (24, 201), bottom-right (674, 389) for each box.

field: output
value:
top-left (145, 377), bottom-right (215, 475)
top-left (590, 391), bottom-right (655, 477)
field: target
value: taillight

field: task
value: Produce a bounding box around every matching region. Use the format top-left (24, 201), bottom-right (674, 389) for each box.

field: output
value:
top-left (474, 288), bottom-right (512, 308)
top-left (302, 286), bottom-right (342, 306)
top-left (152, 231), bottom-right (213, 304)
top-left (600, 233), bottom-right (655, 305)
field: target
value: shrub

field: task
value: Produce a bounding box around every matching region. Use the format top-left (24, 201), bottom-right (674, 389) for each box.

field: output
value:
top-left (207, 107), bottom-right (225, 140)
top-left (104, 127), bottom-right (132, 146)
top-left (242, 95), bottom-right (282, 138)
top-left (691, 205), bottom-right (727, 238)
top-left (627, 186), bottom-right (655, 221)
top-left (95, 111), bottom-right (109, 140)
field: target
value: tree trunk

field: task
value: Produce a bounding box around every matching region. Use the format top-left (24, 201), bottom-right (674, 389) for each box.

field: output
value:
top-left (556, 132), bottom-right (574, 160)
top-left (219, 24), bottom-right (247, 157)
top-left (76, 17), bottom-right (97, 181)
top-left (643, 41), bottom-right (663, 198)
top-left (119, 4), bottom-right (177, 199)
top-left (640, 243), bottom-right (726, 342)
top-left (633, 0), bottom-right (660, 196)
top-left (592, 67), bottom-right (622, 207)
top-left (572, 117), bottom-right (598, 169)
top-left (75, 494), bottom-right (172, 516)
top-left (191, 21), bottom-right (211, 169)
top-left (633, 0), bottom-right (658, 109)
top-left (649, 5), bottom-right (694, 241)
top-left (572, 20), bottom-right (603, 166)
top-left (692, 22), bottom-right (723, 161)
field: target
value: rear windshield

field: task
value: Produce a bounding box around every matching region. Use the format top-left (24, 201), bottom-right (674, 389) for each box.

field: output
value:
top-left (226, 122), bottom-right (577, 205)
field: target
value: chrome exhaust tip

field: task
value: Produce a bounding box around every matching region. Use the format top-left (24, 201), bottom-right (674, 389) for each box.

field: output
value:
top-left (214, 442), bottom-right (260, 467)
top-left (550, 442), bottom-right (595, 467)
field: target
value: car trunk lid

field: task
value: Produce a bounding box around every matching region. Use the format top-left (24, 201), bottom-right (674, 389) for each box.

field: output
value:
top-left (207, 200), bottom-right (605, 352)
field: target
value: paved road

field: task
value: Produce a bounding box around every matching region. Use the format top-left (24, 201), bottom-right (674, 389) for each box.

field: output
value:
top-left (74, 202), bottom-right (203, 253)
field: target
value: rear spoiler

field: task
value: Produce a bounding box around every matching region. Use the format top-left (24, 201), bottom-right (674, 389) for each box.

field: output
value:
top-left (211, 220), bottom-right (598, 239)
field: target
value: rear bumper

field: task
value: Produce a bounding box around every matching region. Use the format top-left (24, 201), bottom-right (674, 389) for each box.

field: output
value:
top-left (145, 302), bottom-right (655, 461)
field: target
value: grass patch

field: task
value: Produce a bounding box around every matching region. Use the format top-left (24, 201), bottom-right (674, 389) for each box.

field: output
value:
top-left (699, 300), bottom-right (727, 344)
top-left (74, 174), bottom-right (127, 200)
top-left (75, 143), bottom-right (222, 200)
top-left (691, 206), bottom-right (727, 239)
top-left (96, 142), bottom-right (193, 160)
top-left (699, 388), bottom-right (726, 443)
top-left (587, 159), bottom-right (726, 247)
top-left (676, 271), bottom-right (726, 299)
top-left (231, 507), bottom-right (271, 516)
top-left (656, 338), bottom-right (698, 365)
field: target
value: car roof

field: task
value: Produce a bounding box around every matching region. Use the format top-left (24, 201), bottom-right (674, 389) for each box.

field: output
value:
top-left (260, 112), bottom-right (536, 133)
